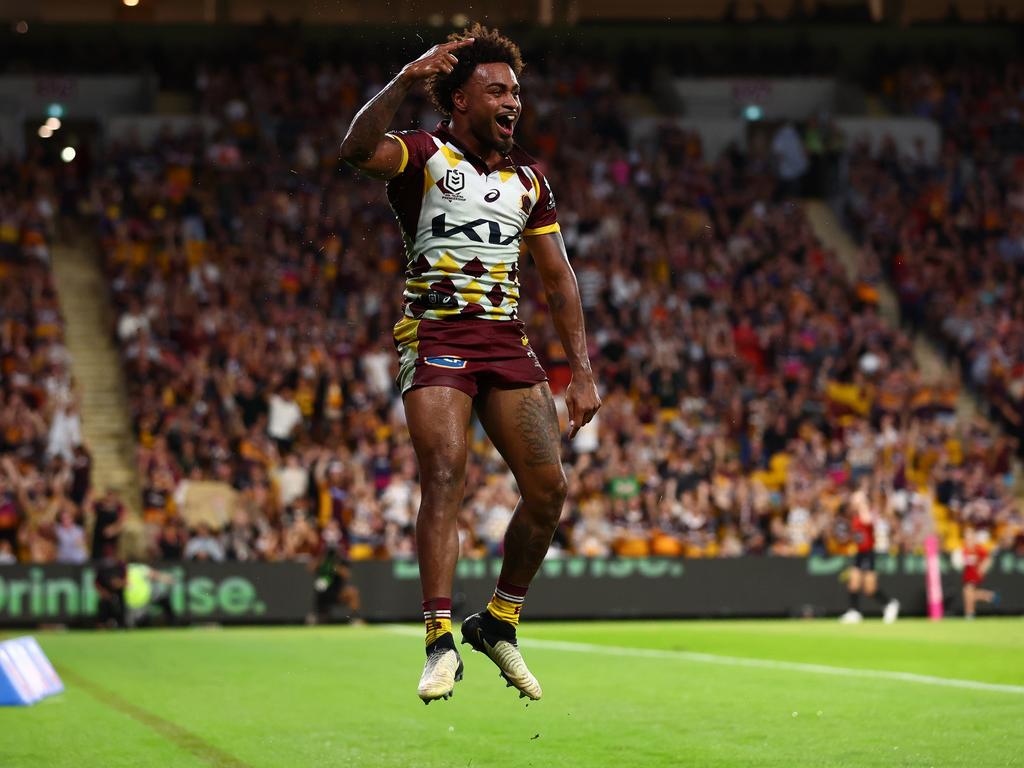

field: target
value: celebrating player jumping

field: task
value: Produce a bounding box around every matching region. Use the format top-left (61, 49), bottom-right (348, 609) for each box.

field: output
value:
top-left (341, 25), bottom-right (600, 703)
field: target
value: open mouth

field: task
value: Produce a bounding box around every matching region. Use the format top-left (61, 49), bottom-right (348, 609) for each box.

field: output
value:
top-left (495, 113), bottom-right (516, 138)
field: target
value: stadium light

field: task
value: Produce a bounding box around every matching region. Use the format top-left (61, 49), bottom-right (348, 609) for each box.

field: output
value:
top-left (123, 0), bottom-right (140, 6)
top-left (61, 146), bottom-right (76, 163)
top-left (451, 13), bottom-right (469, 26)
top-left (14, 20), bottom-right (28, 34)
top-left (743, 104), bottom-right (763, 121)
top-left (47, 103), bottom-right (64, 119)
top-left (45, 117), bottom-right (61, 131)
top-left (38, 126), bottom-right (53, 139)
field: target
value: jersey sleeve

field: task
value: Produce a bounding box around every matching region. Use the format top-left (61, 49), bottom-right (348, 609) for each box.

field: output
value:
top-left (385, 130), bottom-right (436, 175)
top-left (523, 167), bottom-right (560, 237)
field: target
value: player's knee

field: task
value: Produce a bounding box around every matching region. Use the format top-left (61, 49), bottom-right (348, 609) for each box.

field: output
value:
top-left (525, 471), bottom-right (567, 517)
top-left (421, 464), bottom-right (465, 495)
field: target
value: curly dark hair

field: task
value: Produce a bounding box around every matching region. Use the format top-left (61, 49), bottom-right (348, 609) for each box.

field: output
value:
top-left (427, 24), bottom-right (524, 117)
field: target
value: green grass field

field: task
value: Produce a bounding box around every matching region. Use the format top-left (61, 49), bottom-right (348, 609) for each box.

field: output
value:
top-left (3, 619), bottom-right (1023, 767)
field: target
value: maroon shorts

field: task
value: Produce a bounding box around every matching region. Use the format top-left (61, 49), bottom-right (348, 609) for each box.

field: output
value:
top-left (393, 316), bottom-right (548, 398)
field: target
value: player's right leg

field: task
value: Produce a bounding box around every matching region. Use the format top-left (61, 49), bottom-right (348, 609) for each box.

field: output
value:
top-left (840, 566), bottom-right (864, 623)
top-left (405, 385), bottom-right (474, 703)
top-left (963, 583), bottom-right (976, 619)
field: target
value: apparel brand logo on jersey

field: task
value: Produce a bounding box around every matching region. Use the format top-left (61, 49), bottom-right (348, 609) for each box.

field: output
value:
top-left (484, 189), bottom-right (500, 203)
top-left (430, 213), bottom-right (521, 245)
top-left (425, 356), bottom-right (467, 369)
top-left (542, 176), bottom-right (556, 211)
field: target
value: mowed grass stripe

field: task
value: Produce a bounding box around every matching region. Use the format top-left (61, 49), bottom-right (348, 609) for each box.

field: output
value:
top-left (58, 665), bottom-right (251, 768)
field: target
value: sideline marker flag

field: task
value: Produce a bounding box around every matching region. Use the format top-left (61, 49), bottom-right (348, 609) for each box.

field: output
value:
top-left (0, 636), bottom-right (63, 706)
top-left (925, 534), bottom-right (944, 621)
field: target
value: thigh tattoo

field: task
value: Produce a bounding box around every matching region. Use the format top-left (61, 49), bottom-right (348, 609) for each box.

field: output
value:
top-left (515, 388), bottom-right (561, 467)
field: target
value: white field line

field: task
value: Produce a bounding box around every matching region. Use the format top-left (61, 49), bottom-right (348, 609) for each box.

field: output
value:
top-left (382, 625), bottom-right (1024, 695)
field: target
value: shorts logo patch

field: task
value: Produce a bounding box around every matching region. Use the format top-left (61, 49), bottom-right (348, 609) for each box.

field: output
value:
top-left (425, 356), bottom-right (467, 369)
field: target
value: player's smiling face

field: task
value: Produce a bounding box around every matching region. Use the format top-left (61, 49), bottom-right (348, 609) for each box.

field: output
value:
top-left (454, 62), bottom-right (520, 156)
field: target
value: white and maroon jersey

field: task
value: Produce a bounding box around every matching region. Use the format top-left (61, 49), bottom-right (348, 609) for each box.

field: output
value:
top-left (385, 123), bottom-right (559, 322)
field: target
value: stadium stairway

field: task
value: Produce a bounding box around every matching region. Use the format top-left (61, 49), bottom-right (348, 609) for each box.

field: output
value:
top-left (50, 238), bottom-right (145, 553)
top-left (803, 201), bottom-right (978, 422)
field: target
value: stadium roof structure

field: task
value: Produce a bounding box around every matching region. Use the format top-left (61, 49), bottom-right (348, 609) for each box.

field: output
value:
top-left (3, 0), bottom-right (1024, 25)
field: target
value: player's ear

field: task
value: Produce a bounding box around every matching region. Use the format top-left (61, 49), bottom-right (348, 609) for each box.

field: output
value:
top-left (451, 88), bottom-right (469, 114)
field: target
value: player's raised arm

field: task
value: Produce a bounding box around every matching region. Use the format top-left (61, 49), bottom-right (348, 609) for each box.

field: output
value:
top-left (339, 37), bottom-right (475, 179)
top-left (527, 230), bottom-right (601, 438)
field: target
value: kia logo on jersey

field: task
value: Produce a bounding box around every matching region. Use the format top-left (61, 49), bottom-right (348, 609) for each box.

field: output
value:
top-left (429, 213), bottom-right (521, 245)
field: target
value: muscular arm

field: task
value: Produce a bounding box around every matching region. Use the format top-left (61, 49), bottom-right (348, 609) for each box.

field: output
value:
top-left (527, 231), bottom-right (601, 436)
top-left (528, 232), bottom-right (590, 377)
top-left (339, 37), bottom-right (474, 179)
top-left (338, 76), bottom-right (413, 179)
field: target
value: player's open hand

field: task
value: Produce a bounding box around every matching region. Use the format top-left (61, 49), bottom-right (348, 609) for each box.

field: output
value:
top-left (566, 375), bottom-right (601, 439)
top-left (400, 38), bottom-right (475, 83)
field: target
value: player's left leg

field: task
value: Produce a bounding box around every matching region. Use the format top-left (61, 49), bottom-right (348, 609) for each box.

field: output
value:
top-left (340, 584), bottom-right (364, 625)
top-left (863, 568), bottom-right (900, 623)
top-left (975, 587), bottom-right (995, 603)
top-left (460, 382), bottom-right (566, 700)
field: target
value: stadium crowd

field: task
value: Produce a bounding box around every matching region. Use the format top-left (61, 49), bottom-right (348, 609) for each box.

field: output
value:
top-left (844, 57), bottom-right (1024, 508)
top-left (0, 157), bottom-right (99, 565)
top-left (3, 51), bottom-right (1021, 564)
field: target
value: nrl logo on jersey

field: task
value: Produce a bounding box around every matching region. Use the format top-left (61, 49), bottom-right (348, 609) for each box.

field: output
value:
top-left (437, 169), bottom-right (466, 201)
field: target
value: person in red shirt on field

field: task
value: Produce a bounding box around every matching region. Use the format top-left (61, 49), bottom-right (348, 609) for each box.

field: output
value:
top-left (958, 527), bottom-right (999, 620)
top-left (839, 488), bottom-right (900, 624)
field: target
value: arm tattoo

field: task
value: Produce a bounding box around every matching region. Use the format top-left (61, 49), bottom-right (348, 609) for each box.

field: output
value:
top-left (341, 75), bottom-right (411, 162)
top-left (515, 389), bottom-right (561, 467)
top-left (547, 291), bottom-right (567, 311)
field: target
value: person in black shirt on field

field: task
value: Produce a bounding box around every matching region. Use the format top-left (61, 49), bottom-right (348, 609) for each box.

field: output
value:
top-left (95, 543), bottom-right (127, 628)
top-left (90, 489), bottom-right (125, 560)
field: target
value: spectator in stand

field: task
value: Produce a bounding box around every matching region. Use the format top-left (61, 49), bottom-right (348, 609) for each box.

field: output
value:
top-left (0, 473), bottom-right (20, 554)
top-left (157, 518), bottom-right (187, 561)
top-left (183, 522), bottom-right (225, 561)
top-left (842, 57), bottom-right (1024, 554)
top-left (55, 508), bottom-right (89, 564)
top-left (1, 158), bottom-right (93, 563)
